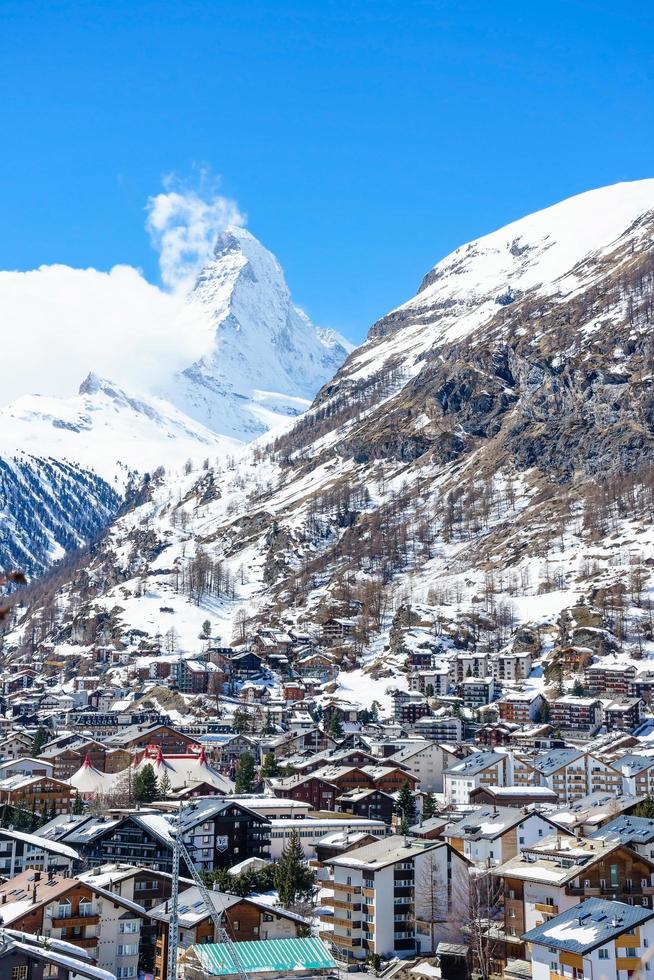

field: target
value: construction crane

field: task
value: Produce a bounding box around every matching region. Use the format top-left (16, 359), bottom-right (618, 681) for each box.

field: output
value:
top-left (166, 807), bottom-right (251, 980)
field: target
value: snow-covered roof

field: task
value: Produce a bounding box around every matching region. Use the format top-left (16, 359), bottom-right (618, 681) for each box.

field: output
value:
top-left (524, 898), bottom-right (654, 953)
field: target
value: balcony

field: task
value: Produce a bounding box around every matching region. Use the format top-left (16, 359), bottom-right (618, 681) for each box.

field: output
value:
top-left (330, 934), bottom-right (362, 948)
top-left (332, 899), bottom-right (361, 911)
top-left (534, 902), bottom-right (558, 915)
top-left (73, 937), bottom-right (99, 949)
top-left (333, 882), bottom-right (361, 895)
top-left (51, 914), bottom-right (99, 928)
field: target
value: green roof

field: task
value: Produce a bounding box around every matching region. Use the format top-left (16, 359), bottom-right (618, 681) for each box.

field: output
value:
top-left (191, 937), bottom-right (337, 977)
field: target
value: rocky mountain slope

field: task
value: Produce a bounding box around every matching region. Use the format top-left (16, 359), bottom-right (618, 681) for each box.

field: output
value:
top-left (7, 180), bottom-right (654, 692)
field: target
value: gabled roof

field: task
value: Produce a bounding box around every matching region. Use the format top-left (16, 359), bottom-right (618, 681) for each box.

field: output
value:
top-left (523, 898), bottom-right (654, 953)
top-left (445, 751), bottom-right (504, 777)
top-left (590, 814), bottom-right (654, 847)
top-left (533, 747), bottom-right (585, 775)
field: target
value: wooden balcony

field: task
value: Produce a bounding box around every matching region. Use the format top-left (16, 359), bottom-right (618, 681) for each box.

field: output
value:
top-left (330, 934), bottom-right (362, 949)
top-left (333, 882), bottom-right (361, 895)
top-left (51, 914), bottom-right (99, 928)
top-left (331, 899), bottom-right (361, 911)
top-left (534, 902), bottom-right (558, 915)
top-left (72, 937), bottom-right (99, 949)
top-left (361, 887), bottom-right (374, 899)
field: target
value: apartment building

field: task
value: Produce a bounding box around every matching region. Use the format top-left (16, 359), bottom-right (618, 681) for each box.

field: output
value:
top-left (492, 650), bottom-right (532, 683)
top-left (603, 698), bottom-right (643, 731)
top-left (443, 806), bottom-right (567, 867)
top-left (584, 660), bottom-right (636, 698)
top-left (495, 834), bottom-right (654, 961)
top-left (443, 751), bottom-right (506, 804)
top-left (497, 691), bottom-right (545, 725)
top-left (322, 835), bottom-right (469, 962)
top-left (549, 695), bottom-right (602, 734)
top-left (525, 898), bottom-right (654, 980)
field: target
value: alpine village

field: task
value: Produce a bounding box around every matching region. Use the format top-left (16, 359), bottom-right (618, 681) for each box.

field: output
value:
top-left (5, 179), bottom-right (654, 980)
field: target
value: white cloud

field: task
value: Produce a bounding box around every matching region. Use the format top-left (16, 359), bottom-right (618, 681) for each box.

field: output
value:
top-left (0, 176), bottom-right (245, 406)
top-left (146, 172), bottom-right (245, 292)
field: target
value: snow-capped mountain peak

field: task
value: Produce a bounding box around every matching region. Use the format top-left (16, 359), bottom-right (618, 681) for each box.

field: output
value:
top-left (159, 226), bottom-right (352, 439)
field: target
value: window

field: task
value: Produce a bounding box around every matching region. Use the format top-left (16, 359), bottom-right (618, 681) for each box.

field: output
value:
top-left (598, 949), bottom-right (609, 960)
top-left (232, 921), bottom-right (240, 931)
top-left (12, 968), bottom-right (28, 980)
top-left (119, 922), bottom-right (139, 934)
top-left (43, 966), bottom-right (59, 978)
top-left (625, 948), bottom-right (638, 957)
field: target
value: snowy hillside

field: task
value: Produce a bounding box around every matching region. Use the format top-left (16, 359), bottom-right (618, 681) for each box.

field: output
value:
top-left (0, 373), bottom-right (242, 489)
top-left (159, 226), bottom-right (353, 440)
top-left (8, 180), bottom-right (654, 702)
top-left (0, 454), bottom-right (119, 578)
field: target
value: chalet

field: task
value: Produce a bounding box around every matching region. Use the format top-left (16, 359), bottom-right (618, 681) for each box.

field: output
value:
top-left (103, 722), bottom-right (199, 755)
top-left (0, 773), bottom-right (73, 815)
top-left (321, 618), bottom-right (356, 644)
top-left (45, 799), bottom-right (271, 872)
top-left (336, 787), bottom-right (396, 824)
top-left (229, 651), bottom-right (264, 678)
top-left (494, 834), bottom-right (654, 963)
top-left (0, 869), bottom-right (145, 977)
top-left (443, 806), bottom-right (568, 867)
top-left (267, 773), bottom-right (339, 810)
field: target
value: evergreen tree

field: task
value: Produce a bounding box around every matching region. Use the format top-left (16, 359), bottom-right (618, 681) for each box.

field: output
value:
top-left (157, 771), bottom-right (172, 799)
top-left (72, 792), bottom-right (84, 815)
top-left (395, 780), bottom-right (417, 827)
top-left (133, 764), bottom-right (158, 804)
top-left (572, 678), bottom-right (585, 697)
top-left (31, 727), bottom-right (50, 757)
top-left (422, 792), bottom-right (437, 821)
top-left (12, 801), bottom-right (32, 831)
top-left (327, 713), bottom-right (344, 739)
top-left (201, 619), bottom-right (212, 639)
top-left (40, 802), bottom-right (49, 825)
top-left (261, 711), bottom-right (275, 735)
top-left (235, 752), bottom-right (256, 792)
top-left (274, 829), bottom-right (315, 907)
top-left (260, 752), bottom-right (279, 778)
top-left (232, 708), bottom-right (251, 734)
top-left (635, 795), bottom-right (654, 818)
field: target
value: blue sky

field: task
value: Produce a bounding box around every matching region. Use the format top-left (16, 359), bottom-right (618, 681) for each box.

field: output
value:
top-left (2, 0), bottom-right (654, 343)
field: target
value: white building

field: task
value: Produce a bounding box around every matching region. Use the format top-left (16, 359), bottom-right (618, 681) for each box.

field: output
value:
top-left (323, 835), bottom-right (470, 962)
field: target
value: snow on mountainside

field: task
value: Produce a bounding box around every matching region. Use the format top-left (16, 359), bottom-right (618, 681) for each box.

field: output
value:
top-left (159, 226), bottom-right (353, 439)
top-left (0, 227), bottom-right (348, 578)
top-left (9, 180), bottom-right (654, 705)
top-left (0, 373), bottom-right (242, 488)
top-left (0, 454), bottom-right (120, 578)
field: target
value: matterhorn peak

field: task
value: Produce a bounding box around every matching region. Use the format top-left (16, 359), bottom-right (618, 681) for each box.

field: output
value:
top-left (158, 226), bottom-right (351, 440)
